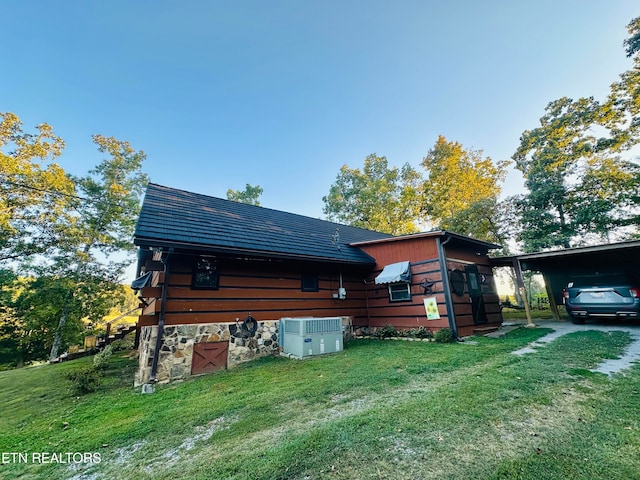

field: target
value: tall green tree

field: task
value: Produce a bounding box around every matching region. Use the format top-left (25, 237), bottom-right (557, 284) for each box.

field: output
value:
top-left (226, 183), bottom-right (263, 205)
top-left (624, 16), bottom-right (640, 58)
top-left (604, 17), bottom-right (640, 152)
top-left (47, 135), bottom-right (148, 360)
top-left (421, 136), bottom-right (509, 243)
top-left (513, 18), bottom-right (640, 251)
top-left (569, 155), bottom-right (640, 242)
top-left (0, 112), bottom-right (74, 262)
top-left (323, 154), bottom-right (422, 235)
top-left (513, 97), bottom-right (597, 250)
top-left (0, 270), bottom-right (21, 366)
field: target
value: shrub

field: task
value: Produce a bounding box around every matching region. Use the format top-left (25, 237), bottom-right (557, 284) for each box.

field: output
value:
top-left (63, 365), bottom-right (102, 395)
top-left (434, 328), bottom-right (455, 343)
top-left (93, 345), bottom-right (113, 370)
top-left (375, 325), bottom-right (398, 339)
top-left (109, 333), bottom-right (135, 352)
top-left (408, 326), bottom-right (433, 339)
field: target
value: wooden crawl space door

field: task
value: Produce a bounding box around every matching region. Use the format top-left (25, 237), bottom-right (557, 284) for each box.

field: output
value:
top-left (191, 341), bottom-right (228, 375)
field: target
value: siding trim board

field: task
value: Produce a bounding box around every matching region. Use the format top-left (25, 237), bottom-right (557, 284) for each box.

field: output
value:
top-left (410, 258), bottom-right (440, 267)
top-left (367, 314), bottom-right (450, 321)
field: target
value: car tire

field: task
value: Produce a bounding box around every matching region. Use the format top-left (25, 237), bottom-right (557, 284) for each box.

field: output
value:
top-left (570, 317), bottom-right (586, 324)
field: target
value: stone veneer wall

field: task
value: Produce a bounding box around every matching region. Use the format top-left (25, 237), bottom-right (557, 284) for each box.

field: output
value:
top-left (135, 321), bottom-right (279, 386)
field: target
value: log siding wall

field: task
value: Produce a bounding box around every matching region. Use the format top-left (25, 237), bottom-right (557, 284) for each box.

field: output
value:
top-left (137, 236), bottom-right (502, 337)
top-left (138, 253), bottom-right (370, 327)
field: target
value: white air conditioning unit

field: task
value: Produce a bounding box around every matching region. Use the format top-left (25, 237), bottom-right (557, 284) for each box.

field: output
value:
top-left (280, 317), bottom-right (344, 359)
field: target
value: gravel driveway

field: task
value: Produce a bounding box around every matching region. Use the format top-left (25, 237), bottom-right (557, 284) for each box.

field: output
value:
top-left (510, 320), bottom-right (640, 375)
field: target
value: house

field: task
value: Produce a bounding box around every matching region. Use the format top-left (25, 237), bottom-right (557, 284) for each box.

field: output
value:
top-left (132, 184), bottom-right (502, 385)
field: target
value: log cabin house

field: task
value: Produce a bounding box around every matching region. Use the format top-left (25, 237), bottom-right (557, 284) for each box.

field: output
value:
top-left (132, 184), bottom-right (502, 385)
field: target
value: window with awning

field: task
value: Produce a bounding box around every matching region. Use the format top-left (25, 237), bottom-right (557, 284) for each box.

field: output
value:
top-left (375, 261), bottom-right (411, 285)
top-left (375, 261), bottom-right (412, 302)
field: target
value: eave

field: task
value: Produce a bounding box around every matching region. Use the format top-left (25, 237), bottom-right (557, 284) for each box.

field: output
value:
top-left (133, 236), bottom-right (378, 266)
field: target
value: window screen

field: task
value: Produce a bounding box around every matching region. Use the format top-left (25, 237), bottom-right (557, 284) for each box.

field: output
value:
top-left (389, 282), bottom-right (411, 302)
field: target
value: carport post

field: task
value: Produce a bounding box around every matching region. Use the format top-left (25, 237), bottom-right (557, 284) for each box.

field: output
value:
top-left (512, 257), bottom-right (535, 327)
top-left (542, 273), bottom-right (561, 321)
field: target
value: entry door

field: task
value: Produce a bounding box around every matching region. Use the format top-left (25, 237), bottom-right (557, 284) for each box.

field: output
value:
top-left (191, 341), bottom-right (228, 375)
top-left (465, 265), bottom-right (487, 325)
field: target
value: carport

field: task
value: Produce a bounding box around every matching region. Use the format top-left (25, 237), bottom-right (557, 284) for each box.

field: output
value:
top-left (490, 240), bottom-right (640, 324)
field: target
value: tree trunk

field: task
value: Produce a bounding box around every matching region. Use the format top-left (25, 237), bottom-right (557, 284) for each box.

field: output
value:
top-left (49, 308), bottom-right (66, 361)
top-left (557, 203), bottom-right (571, 249)
top-left (49, 242), bottom-right (92, 361)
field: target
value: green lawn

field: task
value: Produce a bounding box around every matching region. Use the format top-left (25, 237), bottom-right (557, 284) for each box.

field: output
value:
top-left (501, 305), bottom-right (570, 321)
top-left (1, 327), bottom-right (639, 479)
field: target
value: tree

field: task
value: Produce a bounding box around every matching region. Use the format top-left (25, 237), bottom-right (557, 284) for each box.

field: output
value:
top-left (0, 113), bottom-right (149, 365)
top-left (569, 155), bottom-right (640, 242)
top-left (47, 135), bottom-right (149, 360)
top-left (513, 17), bottom-right (640, 252)
top-left (605, 18), bottom-right (640, 152)
top-left (0, 112), bottom-right (74, 262)
top-left (323, 154), bottom-right (422, 235)
top-left (226, 183), bottom-right (263, 205)
top-left (420, 136), bottom-right (509, 242)
top-left (512, 97), bottom-right (590, 250)
top-left (0, 270), bottom-right (21, 366)
top-left (624, 16), bottom-right (640, 58)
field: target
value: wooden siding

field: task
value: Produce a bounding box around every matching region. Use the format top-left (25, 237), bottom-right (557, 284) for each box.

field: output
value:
top-left (136, 235), bottom-right (503, 335)
top-left (138, 253), bottom-right (371, 326)
top-left (445, 243), bottom-right (502, 336)
top-left (358, 239), bottom-right (450, 331)
top-left (358, 236), bottom-right (502, 334)
top-left (359, 237), bottom-right (439, 267)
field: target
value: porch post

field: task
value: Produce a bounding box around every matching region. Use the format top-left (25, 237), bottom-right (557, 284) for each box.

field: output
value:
top-left (542, 273), bottom-right (561, 321)
top-left (511, 257), bottom-right (535, 327)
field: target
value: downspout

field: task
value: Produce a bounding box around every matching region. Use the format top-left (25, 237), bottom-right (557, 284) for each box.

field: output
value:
top-left (149, 249), bottom-right (172, 385)
top-left (364, 277), bottom-right (371, 330)
top-left (436, 234), bottom-right (458, 338)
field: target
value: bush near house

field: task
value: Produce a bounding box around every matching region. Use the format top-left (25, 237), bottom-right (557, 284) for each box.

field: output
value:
top-left (434, 327), bottom-right (455, 343)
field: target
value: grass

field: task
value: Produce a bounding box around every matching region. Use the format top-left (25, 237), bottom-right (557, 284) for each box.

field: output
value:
top-left (1, 327), bottom-right (639, 479)
top-left (501, 305), bottom-right (570, 321)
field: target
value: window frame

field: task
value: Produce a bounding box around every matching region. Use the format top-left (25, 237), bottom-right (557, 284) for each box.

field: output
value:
top-left (301, 273), bottom-right (319, 292)
top-left (388, 282), bottom-right (412, 302)
top-left (192, 257), bottom-right (220, 290)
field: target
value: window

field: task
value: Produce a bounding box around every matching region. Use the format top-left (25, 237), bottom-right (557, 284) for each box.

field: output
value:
top-left (388, 282), bottom-right (411, 302)
top-left (192, 257), bottom-right (219, 289)
top-left (301, 273), bottom-right (319, 292)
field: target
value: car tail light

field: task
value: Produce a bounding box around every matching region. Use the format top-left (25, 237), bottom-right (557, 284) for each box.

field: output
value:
top-left (562, 288), bottom-right (569, 303)
top-left (630, 287), bottom-right (640, 298)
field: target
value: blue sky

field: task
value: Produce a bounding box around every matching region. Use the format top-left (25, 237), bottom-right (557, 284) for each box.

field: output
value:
top-left (3, 1), bottom-right (639, 221)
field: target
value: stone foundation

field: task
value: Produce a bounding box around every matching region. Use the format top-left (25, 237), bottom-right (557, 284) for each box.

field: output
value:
top-left (135, 320), bottom-right (280, 386)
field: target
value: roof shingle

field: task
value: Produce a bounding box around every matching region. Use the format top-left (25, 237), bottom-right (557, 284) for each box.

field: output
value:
top-left (134, 183), bottom-right (392, 265)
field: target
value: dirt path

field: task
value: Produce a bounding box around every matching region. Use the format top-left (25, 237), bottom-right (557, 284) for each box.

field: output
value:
top-left (511, 320), bottom-right (640, 375)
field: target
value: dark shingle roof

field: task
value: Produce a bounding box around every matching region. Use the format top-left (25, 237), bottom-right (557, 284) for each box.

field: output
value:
top-left (134, 183), bottom-right (392, 265)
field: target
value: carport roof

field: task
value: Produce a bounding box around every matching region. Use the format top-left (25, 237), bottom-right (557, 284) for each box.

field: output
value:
top-left (490, 240), bottom-right (640, 271)
top-left (490, 240), bottom-right (640, 305)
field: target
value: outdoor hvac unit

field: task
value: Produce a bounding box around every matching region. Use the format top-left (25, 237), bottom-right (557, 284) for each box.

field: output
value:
top-left (280, 317), bottom-right (344, 359)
